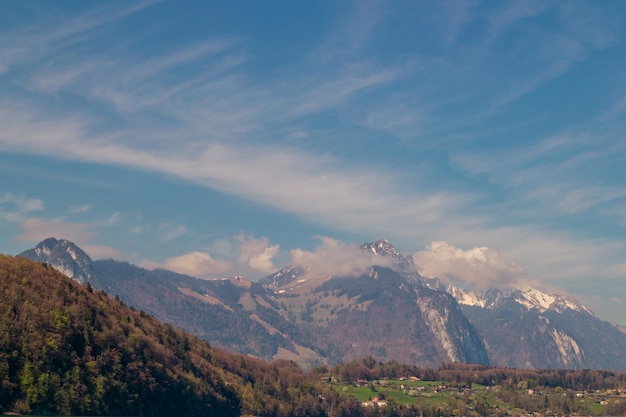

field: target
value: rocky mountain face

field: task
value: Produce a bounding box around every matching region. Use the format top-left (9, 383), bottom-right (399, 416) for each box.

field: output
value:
top-left (21, 239), bottom-right (314, 362)
top-left (259, 263), bottom-right (489, 366)
top-left (19, 238), bottom-right (626, 371)
top-left (94, 258), bottom-right (325, 366)
top-left (445, 286), bottom-right (626, 371)
top-left (0, 255), bottom-right (356, 417)
top-left (19, 237), bottom-right (96, 283)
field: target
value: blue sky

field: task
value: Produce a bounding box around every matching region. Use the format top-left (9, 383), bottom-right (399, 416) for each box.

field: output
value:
top-left (1, 1), bottom-right (625, 324)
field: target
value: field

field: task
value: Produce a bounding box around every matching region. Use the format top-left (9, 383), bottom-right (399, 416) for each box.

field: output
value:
top-left (333, 378), bottom-right (626, 416)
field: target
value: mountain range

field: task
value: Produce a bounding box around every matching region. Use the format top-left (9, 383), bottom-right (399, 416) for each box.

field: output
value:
top-left (19, 237), bottom-right (626, 371)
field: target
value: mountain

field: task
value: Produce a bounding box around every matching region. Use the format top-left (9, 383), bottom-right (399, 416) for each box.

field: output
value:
top-left (20, 239), bottom-right (315, 362)
top-left (361, 238), bottom-right (413, 271)
top-left (3, 254), bottom-right (399, 417)
top-left (0, 255), bottom-right (245, 415)
top-left (260, 263), bottom-right (489, 366)
top-left (20, 238), bottom-right (487, 368)
top-left (446, 285), bottom-right (626, 371)
top-left (19, 237), bottom-right (626, 371)
top-left (19, 237), bottom-right (96, 283)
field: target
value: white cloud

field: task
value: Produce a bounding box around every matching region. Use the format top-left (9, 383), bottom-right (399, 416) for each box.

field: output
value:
top-left (141, 234), bottom-right (281, 278)
top-left (235, 234), bottom-right (280, 275)
top-left (2, 1), bottom-right (626, 323)
top-left (0, 193), bottom-right (44, 222)
top-left (142, 251), bottom-right (233, 278)
top-left (289, 236), bottom-right (393, 278)
top-left (413, 241), bottom-right (527, 289)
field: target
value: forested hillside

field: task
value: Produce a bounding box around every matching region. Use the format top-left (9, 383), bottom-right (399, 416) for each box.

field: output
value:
top-left (3, 254), bottom-right (626, 417)
top-left (0, 255), bottom-right (336, 416)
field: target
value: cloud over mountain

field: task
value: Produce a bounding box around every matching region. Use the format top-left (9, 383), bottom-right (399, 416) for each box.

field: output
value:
top-left (236, 234), bottom-right (280, 275)
top-left (289, 236), bottom-right (393, 278)
top-left (143, 251), bottom-right (234, 278)
top-left (413, 241), bottom-right (527, 289)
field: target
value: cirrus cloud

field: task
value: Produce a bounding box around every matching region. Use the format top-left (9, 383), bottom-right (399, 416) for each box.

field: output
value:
top-left (0, 193), bottom-right (44, 222)
top-left (16, 217), bottom-right (95, 244)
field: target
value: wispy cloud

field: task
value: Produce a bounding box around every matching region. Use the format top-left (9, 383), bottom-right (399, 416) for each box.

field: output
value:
top-left (0, 193), bottom-right (44, 222)
top-left (2, 1), bottom-right (626, 322)
top-left (82, 244), bottom-right (125, 260)
top-left (0, 1), bottom-right (156, 75)
top-left (158, 224), bottom-right (187, 243)
top-left (15, 217), bottom-right (94, 244)
top-left (68, 204), bottom-right (92, 214)
top-left (453, 130), bottom-right (626, 220)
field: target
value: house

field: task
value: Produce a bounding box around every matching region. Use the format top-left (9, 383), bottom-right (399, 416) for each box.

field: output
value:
top-left (354, 379), bottom-right (369, 387)
top-left (362, 396), bottom-right (387, 407)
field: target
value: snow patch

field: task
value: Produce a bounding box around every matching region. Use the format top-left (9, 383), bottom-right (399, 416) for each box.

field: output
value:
top-left (448, 285), bottom-right (485, 307)
top-left (519, 287), bottom-right (556, 310)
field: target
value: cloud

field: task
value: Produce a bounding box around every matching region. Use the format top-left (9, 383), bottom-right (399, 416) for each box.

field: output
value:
top-left (68, 204), bottom-right (92, 213)
top-left (2, 2), bottom-right (626, 323)
top-left (0, 98), bottom-right (471, 244)
top-left (413, 241), bottom-right (527, 289)
top-left (235, 234), bottom-right (280, 275)
top-left (81, 244), bottom-right (125, 260)
top-left (15, 217), bottom-right (95, 244)
top-left (452, 131), bottom-right (626, 219)
top-left (158, 224), bottom-right (187, 242)
top-left (0, 193), bottom-right (44, 222)
top-left (142, 251), bottom-right (233, 278)
top-left (141, 234), bottom-right (281, 278)
top-left (309, 0), bottom-right (388, 63)
top-left (289, 236), bottom-right (393, 278)
top-left (97, 212), bottom-right (123, 227)
top-left (0, 1), bottom-right (156, 75)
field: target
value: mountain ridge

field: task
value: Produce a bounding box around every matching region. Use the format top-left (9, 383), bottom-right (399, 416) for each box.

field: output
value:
top-left (18, 237), bottom-right (626, 372)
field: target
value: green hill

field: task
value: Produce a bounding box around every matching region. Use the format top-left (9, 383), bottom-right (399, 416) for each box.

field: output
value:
top-left (0, 255), bottom-right (335, 416)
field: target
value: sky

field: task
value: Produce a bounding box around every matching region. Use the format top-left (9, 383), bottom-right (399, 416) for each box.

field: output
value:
top-left (1, 1), bottom-right (625, 324)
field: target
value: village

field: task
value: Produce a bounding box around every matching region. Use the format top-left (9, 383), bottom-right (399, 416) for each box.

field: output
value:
top-left (326, 376), bottom-right (626, 416)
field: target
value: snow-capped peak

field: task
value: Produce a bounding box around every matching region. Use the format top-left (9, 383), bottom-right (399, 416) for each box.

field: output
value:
top-left (449, 285), bottom-right (593, 315)
top-left (446, 285), bottom-right (485, 307)
top-left (361, 239), bottom-right (399, 256)
top-left (259, 265), bottom-right (306, 289)
top-left (361, 239), bottom-right (413, 271)
top-left (515, 287), bottom-right (593, 314)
